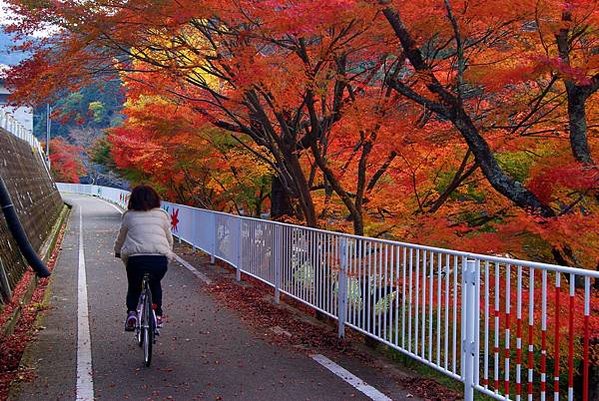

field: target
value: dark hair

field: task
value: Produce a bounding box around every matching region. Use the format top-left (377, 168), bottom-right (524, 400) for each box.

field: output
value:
top-left (128, 185), bottom-right (161, 211)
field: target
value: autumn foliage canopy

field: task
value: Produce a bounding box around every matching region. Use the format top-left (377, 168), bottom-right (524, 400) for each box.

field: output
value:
top-left (3, 0), bottom-right (598, 270)
top-left (46, 137), bottom-right (85, 183)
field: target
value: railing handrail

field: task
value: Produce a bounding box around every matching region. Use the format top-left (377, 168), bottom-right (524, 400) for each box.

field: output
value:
top-left (76, 185), bottom-right (598, 278)
top-left (177, 202), bottom-right (598, 277)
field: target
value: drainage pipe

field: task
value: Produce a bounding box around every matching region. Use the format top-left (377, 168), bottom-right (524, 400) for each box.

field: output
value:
top-left (0, 175), bottom-right (50, 277)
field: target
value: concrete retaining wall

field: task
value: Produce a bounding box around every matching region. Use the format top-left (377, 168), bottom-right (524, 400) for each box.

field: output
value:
top-left (0, 128), bottom-right (63, 304)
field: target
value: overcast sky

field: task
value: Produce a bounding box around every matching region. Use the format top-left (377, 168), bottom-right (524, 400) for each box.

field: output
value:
top-left (0, 1), bottom-right (16, 25)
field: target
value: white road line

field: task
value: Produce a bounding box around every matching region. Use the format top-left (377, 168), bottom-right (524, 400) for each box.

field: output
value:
top-left (311, 354), bottom-right (392, 401)
top-left (76, 208), bottom-right (94, 400)
top-left (96, 197), bottom-right (124, 215)
top-left (173, 254), bottom-right (212, 285)
top-left (95, 196), bottom-right (212, 285)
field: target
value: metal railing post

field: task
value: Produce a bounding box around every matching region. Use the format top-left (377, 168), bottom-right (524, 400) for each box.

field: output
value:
top-left (191, 214), bottom-right (198, 252)
top-left (274, 225), bottom-right (282, 304)
top-left (337, 237), bottom-right (349, 338)
top-left (210, 213), bottom-right (216, 265)
top-left (462, 258), bottom-right (478, 401)
top-left (235, 218), bottom-right (241, 282)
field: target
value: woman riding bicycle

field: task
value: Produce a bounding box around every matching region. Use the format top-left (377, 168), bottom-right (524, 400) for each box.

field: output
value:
top-left (114, 185), bottom-right (174, 331)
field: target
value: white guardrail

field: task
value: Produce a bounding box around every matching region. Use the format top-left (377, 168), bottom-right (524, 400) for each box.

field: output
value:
top-left (0, 110), bottom-right (45, 155)
top-left (1, 110), bottom-right (51, 178)
top-left (58, 183), bottom-right (598, 401)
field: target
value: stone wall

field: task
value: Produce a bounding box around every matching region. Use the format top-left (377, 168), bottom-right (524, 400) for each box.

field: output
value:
top-left (0, 128), bottom-right (63, 303)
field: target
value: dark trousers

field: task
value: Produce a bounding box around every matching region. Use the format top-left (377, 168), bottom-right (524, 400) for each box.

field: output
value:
top-left (126, 255), bottom-right (168, 316)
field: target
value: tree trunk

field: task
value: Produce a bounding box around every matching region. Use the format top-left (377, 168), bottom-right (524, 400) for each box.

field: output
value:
top-left (271, 175), bottom-right (294, 219)
top-left (565, 83), bottom-right (594, 164)
top-left (452, 109), bottom-right (556, 218)
top-left (355, 139), bottom-right (371, 232)
top-left (310, 142), bottom-right (364, 235)
top-left (555, 11), bottom-right (596, 165)
top-left (382, 6), bottom-right (555, 218)
top-left (284, 150), bottom-right (319, 228)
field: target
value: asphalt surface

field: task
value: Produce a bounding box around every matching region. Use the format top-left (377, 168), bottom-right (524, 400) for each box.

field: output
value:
top-left (12, 195), bottom-right (414, 401)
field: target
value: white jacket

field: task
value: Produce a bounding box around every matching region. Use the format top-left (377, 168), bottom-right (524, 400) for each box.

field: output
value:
top-left (114, 208), bottom-right (174, 263)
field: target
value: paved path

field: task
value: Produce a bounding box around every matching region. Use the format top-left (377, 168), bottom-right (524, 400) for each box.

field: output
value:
top-left (13, 195), bottom-right (413, 401)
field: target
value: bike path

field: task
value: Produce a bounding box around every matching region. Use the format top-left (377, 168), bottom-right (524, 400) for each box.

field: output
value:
top-left (13, 195), bottom-right (412, 400)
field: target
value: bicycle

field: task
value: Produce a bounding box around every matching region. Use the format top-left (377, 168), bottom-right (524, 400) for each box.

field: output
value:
top-left (135, 272), bottom-right (159, 367)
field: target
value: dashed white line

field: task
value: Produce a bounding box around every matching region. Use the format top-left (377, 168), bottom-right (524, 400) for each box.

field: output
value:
top-left (173, 254), bottom-right (212, 285)
top-left (76, 208), bottom-right (94, 401)
top-left (311, 354), bottom-right (392, 401)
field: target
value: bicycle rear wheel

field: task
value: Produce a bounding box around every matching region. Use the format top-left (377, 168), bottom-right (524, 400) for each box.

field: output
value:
top-left (142, 287), bottom-right (154, 367)
top-left (136, 295), bottom-right (144, 347)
